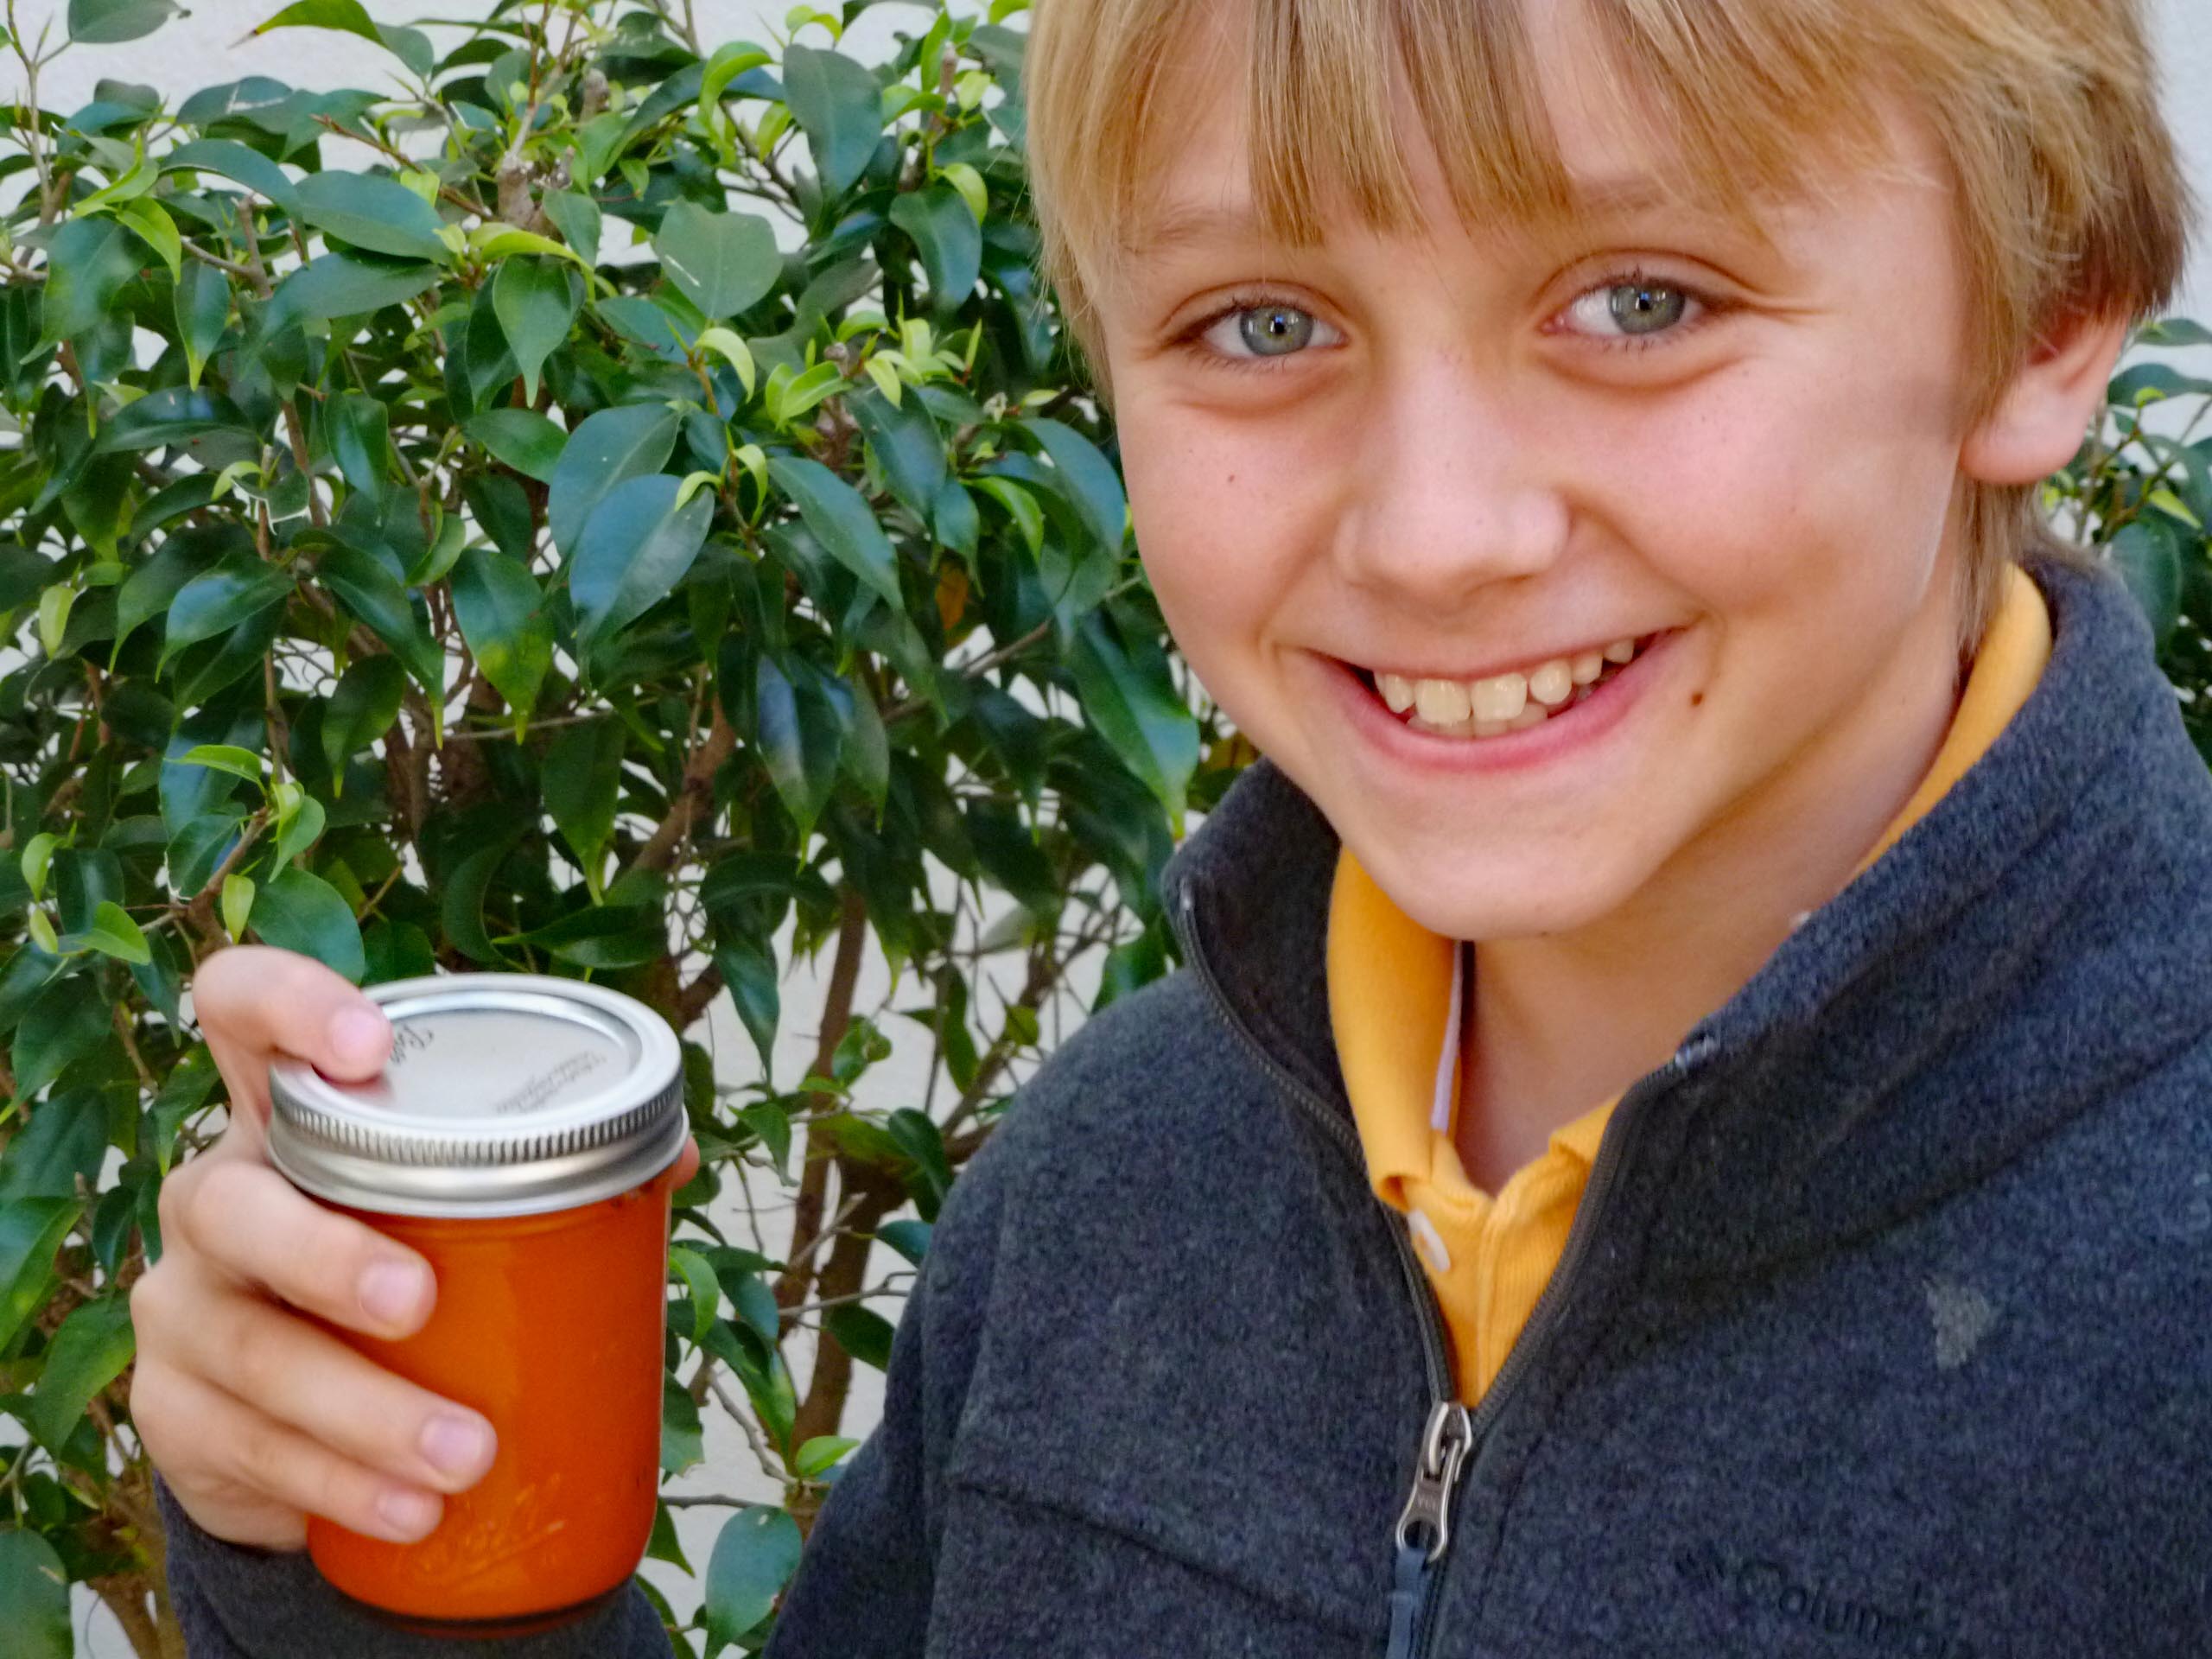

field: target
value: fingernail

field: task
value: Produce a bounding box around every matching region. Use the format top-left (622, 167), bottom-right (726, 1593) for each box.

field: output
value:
top-left (358, 1260), bottom-right (428, 1327)
top-left (376, 1487), bottom-right (441, 1540)
top-left (328, 1005), bottom-right (390, 1067)
top-left (419, 1413), bottom-right (492, 1478)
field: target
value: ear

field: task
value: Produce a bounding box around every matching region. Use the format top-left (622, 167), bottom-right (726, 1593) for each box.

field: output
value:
top-left (1959, 308), bottom-right (2131, 486)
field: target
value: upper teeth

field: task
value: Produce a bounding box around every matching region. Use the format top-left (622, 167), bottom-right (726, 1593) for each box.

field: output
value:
top-left (1377, 639), bottom-right (1642, 720)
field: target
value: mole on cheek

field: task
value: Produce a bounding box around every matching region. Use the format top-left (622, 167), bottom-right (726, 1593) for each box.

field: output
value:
top-left (1690, 691), bottom-right (1705, 708)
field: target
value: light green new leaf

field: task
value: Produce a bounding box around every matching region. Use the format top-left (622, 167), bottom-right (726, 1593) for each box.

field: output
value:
top-left (292, 172), bottom-right (450, 263)
top-left (889, 182), bottom-right (981, 315)
top-left (767, 455), bottom-right (902, 607)
top-left (781, 44), bottom-right (885, 199)
top-left (568, 474), bottom-right (715, 651)
top-left (19, 833), bottom-right (57, 901)
top-left (548, 404), bottom-right (680, 556)
top-left (114, 196), bottom-right (181, 281)
top-left (652, 202), bottom-right (781, 321)
top-left (29, 1294), bottom-right (134, 1451)
top-left (695, 327), bottom-right (757, 399)
top-left (248, 867), bottom-right (365, 983)
top-left (221, 873), bottom-right (255, 942)
top-left (704, 1506), bottom-right (803, 1649)
top-left (177, 743), bottom-right (262, 783)
top-left (492, 258), bottom-right (581, 404)
top-left (83, 901), bottom-right (150, 966)
top-left (0, 1529), bottom-right (69, 1659)
top-left (68, 0), bottom-right (178, 43)
top-left (449, 549), bottom-right (550, 727)
top-left (272, 792), bottom-right (326, 868)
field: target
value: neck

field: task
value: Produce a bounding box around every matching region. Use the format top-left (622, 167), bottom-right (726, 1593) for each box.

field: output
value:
top-left (1453, 609), bottom-right (1968, 1192)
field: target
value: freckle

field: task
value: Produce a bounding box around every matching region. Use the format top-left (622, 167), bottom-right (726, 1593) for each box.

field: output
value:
top-left (1690, 691), bottom-right (1704, 707)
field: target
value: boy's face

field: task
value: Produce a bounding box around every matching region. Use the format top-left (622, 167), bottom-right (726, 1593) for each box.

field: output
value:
top-left (1096, 8), bottom-right (1996, 944)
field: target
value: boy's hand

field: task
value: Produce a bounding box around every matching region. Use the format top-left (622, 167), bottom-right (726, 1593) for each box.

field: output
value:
top-left (130, 948), bottom-right (499, 1549)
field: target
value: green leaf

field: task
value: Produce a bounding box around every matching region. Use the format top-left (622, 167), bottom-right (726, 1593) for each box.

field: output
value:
top-left (542, 188), bottom-right (601, 268)
top-left (782, 45), bottom-right (885, 200)
top-left (1024, 417), bottom-right (1128, 555)
top-left (29, 1294), bottom-right (134, 1452)
top-left (875, 1218), bottom-right (931, 1266)
top-left (94, 386), bottom-right (251, 454)
top-left (291, 171), bottom-right (450, 263)
top-left (0, 1200), bottom-right (80, 1352)
top-left (755, 655), bottom-right (842, 837)
top-left (174, 259), bottom-right (231, 389)
top-left (548, 404), bottom-right (680, 557)
top-left (1068, 613), bottom-right (1199, 833)
top-left (463, 409), bottom-right (567, 484)
top-left (714, 935), bottom-right (779, 1077)
top-left (975, 476), bottom-right (1042, 557)
top-left (542, 721), bottom-right (625, 880)
top-left (315, 541), bottom-right (442, 694)
top-left (10, 979), bottom-right (111, 1100)
top-left (793, 1434), bottom-right (858, 1478)
top-left (163, 139), bottom-right (298, 211)
top-left (704, 1505), bottom-right (803, 1649)
top-left (84, 901), bottom-right (150, 965)
top-left (68, 0), bottom-right (178, 44)
top-left (514, 905), bottom-right (664, 969)
top-left (568, 474), bottom-right (714, 652)
top-left (116, 196), bottom-right (181, 282)
top-left (321, 654), bottom-right (405, 781)
top-left (247, 0), bottom-right (388, 52)
top-left (661, 1378), bottom-right (702, 1475)
top-left (271, 791), bottom-right (326, 868)
top-left (248, 867), bottom-right (365, 983)
top-left (273, 252), bottom-right (441, 323)
top-left (160, 553), bottom-right (290, 669)
top-left (822, 1302), bottom-right (895, 1370)
top-left (668, 1245), bottom-right (720, 1344)
top-left (767, 456), bottom-right (901, 608)
top-left (0, 1529), bottom-right (69, 1659)
top-left (449, 550), bottom-right (550, 727)
top-left (39, 218), bottom-right (142, 346)
top-left (652, 202), bottom-right (781, 321)
top-left (491, 258), bottom-right (581, 404)
top-left (327, 393), bottom-right (390, 501)
top-left (849, 386), bottom-right (944, 522)
top-left (2111, 518), bottom-right (2183, 652)
top-left (889, 182), bottom-right (982, 315)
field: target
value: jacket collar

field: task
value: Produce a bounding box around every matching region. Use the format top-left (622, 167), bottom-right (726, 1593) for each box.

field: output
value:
top-left (1162, 553), bottom-right (2212, 1264)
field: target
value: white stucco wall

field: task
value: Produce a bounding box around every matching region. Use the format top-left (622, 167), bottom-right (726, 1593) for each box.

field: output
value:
top-left (19, 0), bottom-right (2209, 1650)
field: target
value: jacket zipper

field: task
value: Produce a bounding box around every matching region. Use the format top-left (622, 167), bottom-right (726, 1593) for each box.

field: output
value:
top-left (1171, 886), bottom-right (1714, 1659)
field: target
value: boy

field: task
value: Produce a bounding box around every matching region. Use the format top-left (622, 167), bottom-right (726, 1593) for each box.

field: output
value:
top-left (137, 0), bottom-right (2204, 1653)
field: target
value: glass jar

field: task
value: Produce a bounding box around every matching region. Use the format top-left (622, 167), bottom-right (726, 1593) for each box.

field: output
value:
top-left (267, 975), bottom-right (685, 1634)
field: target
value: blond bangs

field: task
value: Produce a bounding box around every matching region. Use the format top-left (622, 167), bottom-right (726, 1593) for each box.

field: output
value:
top-left (1026, 0), bottom-right (2196, 648)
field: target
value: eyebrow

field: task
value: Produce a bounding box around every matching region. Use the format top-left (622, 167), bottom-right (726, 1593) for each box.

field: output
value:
top-left (1125, 173), bottom-right (1723, 257)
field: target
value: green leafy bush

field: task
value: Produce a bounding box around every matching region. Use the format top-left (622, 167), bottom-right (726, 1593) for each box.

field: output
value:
top-left (0, 1), bottom-right (1229, 1650)
top-left (0, 0), bottom-right (2200, 1654)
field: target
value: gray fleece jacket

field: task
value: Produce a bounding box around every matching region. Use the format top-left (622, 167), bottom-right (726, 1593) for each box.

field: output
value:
top-left (163, 551), bottom-right (2212, 1657)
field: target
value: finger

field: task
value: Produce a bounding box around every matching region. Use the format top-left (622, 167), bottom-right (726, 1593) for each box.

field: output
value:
top-left (162, 1157), bottom-right (436, 1338)
top-left (194, 947), bottom-right (391, 1129)
top-left (134, 1360), bottom-right (448, 1548)
top-left (150, 1286), bottom-right (495, 1495)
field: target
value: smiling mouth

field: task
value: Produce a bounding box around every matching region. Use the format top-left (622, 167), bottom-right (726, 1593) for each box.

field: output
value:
top-left (1352, 632), bottom-right (1669, 740)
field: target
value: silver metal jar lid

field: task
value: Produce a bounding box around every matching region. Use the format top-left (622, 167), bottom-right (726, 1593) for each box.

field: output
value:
top-left (267, 974), bottom-right (685, 1218)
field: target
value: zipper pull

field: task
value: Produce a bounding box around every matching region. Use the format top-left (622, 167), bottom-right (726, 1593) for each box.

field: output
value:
top-left (1385, 1401), bottom-right (1472, 1659)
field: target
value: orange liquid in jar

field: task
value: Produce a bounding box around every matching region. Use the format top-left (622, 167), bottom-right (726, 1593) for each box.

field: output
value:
top-left (306, 1167), bottom-right (676, 1628)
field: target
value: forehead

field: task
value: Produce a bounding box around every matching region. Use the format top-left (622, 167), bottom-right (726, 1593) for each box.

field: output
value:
top-left (1098, 0), bottom-right (1904, 280)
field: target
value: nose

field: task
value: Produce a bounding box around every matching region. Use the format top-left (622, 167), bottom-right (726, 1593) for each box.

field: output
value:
top-left (1333, 360), bottom-right (1568, 611)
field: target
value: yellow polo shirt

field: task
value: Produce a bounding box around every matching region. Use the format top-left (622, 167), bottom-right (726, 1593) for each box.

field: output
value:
top-left (1327, 565), bottom-right (2053, 1401)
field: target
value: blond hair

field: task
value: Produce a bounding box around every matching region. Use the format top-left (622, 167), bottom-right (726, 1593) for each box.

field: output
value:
top-left (1024, 0), bottom-right (2198, 651)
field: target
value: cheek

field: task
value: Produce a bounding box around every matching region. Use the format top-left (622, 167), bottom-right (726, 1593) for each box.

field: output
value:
top-left (1570, 350), bottom-right (1965, 613)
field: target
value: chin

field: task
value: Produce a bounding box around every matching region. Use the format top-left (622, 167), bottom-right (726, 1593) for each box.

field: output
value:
top-left (1346, 836), bottom-right (1641, 944)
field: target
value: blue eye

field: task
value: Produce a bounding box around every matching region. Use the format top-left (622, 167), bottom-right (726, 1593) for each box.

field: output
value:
top-left (1609, 282), bottom-right (1688, 335)
top-left (1238, 305), bottom-right (1315, 356)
